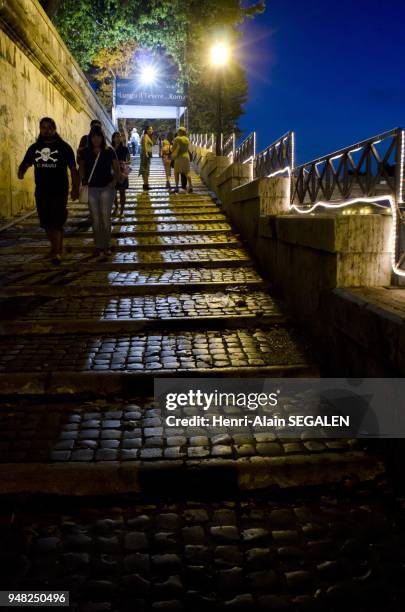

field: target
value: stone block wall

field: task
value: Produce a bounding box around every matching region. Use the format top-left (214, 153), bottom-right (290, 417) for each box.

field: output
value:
top-left (193, 149), bottom-right (397, 373)
top-left (0, 0), bottom-right (115, 220)
top-left (192, 146), bottom-right (232, 194)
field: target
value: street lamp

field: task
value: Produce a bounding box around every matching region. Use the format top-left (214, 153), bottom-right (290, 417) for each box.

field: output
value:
top-left (210, 42), bottom-right (231, 156)
top-left (210, 43), bottom-right (230, 67)
top-left (140, 64), bottom-right (158, 85)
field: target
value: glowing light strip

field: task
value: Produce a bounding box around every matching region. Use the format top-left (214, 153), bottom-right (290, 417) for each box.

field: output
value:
top-left (291, 132), bottom-right (295, 172)
top-left (290, 195), bottom-right (405, 277)
top-left (235, 132), bottom-right (255, 164)
top-left (398, 130), bottom-right (404, 204)
top-left (267, 166), bottom-right (291, 178)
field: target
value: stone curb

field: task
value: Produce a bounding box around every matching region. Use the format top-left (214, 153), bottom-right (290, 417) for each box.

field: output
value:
top-left (0, 258), bottom-right (252, 272)
top-left (0, 314), bottom-right (287, 335)
top-left (1, 240), bottom-right (242, 254)
top-left (0, 452), bottom-right (384, 496)
top-left (0, 365), bottom-right (319, 396)
top-left (17, 215), bottom-right (227, 226)
top-left (0, 280), bottom-right (267, 298)
top-left (0, 227), bottom-right (233, 238)
top-left (0, 209), bottom-right (37, 232)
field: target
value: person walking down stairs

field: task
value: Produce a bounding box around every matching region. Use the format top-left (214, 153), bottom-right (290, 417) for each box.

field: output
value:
top-left (18, 117), bottom-right (79, 266)
top-left (78, 125), bottom-right (120, 258)
top-left (139, 126), bottom-right (154, 190)
top-left (161, 137), bottom-right (173, 189)
top-left (112, 131), bottom-right (131, 217)
top-left (171, 126), bottom-right (193, 194)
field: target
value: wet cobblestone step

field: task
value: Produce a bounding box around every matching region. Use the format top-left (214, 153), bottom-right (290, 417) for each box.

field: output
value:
top-left (0, 362), bottom-right (318, 395)
top-left (1, 483), bottom-right (401, 612)
top-left (0, 248), bottom-right (252, 271)
top-left (67, 207), bottom-right (222, 217)
top-left (70, 205), bottom-right (219, 213)
top-left (0, 326), bottom-right (314, 375)
top-left (0, 397), bottom-right (381, 496)
top-left (0, 267), bottom-right (266, 292)
top-left (0, 223), bottom-right (233, 238)
top-left (0, 235), bottom-right (241, 253)
top-left (0, 314), bottom-right (287, 335)
top-left (72, 195), bottom-right (215, 202)
top-left (0, 291), bottom-right (284, 329)
top-left (14, 214), bottom-right (228, 227)
top-left (0, 283), bottom-right (267, 298)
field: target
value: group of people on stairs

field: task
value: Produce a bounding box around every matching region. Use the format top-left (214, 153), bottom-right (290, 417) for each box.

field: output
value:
top-left (139, 125), bottom-right (193, 194)
top-left (17, 118), bottom-right (194, 266)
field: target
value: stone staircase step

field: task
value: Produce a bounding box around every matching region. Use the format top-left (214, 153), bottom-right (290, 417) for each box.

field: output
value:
top-left (67, 210), bottom-right (223, 220)
top-left (0, 290), bottom-right (281, 320)
top-left (0, 327), bottom-right (317, 390)
top-left (0, 290), bottom-right (287, 333)
top-left (0, 266), bottom-right (266, 292)
top-left (0, 223), bottom-right (233, 238)
top-left (0, 248), bottom-right (253, 271)
top-left (0, 314), bottom-right (288, 335)
top-left (68, 206), bottom-right (222, 214)
top-left (13, 214), bottom-right (228, 227)
top-left (0, 234), bottom-right (241, 253)
top-left (0, 397), bottom-right (382, 495)
top-left (0, 284), bottom-right (268, 298)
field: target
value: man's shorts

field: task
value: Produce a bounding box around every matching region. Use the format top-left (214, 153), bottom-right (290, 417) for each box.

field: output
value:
top-left (35, 192), bottom-right (68, 230)
top-left (174, 157), bottom-right (190, 175)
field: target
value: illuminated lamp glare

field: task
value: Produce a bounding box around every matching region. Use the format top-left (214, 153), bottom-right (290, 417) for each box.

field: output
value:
top-left (140, 65), bottom-right (157, 85)
top-left (210, 43), bottom-right (230, 66)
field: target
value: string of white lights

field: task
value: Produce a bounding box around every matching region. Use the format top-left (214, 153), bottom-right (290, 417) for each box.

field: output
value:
top-left (398, 130), bottom-right (404, 204)
top-left (195, 128), bottom-right (404, 277)
top-left (290, 195), bottom-right (405, 277)
top-left (289, 129), bottom-right (405, 277)
top-left (267, 166), bottom-right (291, 178)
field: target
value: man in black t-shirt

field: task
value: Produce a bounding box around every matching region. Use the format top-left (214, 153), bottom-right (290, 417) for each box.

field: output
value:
top-left (18, 117), bottom-right (79, 265)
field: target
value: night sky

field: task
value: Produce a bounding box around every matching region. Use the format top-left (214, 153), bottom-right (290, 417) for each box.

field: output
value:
top-left (239, 0), bottom-right (405, 164)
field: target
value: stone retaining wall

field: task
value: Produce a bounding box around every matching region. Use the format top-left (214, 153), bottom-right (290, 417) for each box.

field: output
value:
top-left (0, 0), bottom-right (115, 219)
top-left (192, 148), bottom-right (395, 374)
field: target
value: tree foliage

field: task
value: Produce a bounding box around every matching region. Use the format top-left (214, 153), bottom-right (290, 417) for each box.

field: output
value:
top-left (47, 0), bottom-right (265, 134)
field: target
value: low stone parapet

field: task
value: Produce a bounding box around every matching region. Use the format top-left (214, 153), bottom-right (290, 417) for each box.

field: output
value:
top-left (216, 162), bottom-right (252, 208)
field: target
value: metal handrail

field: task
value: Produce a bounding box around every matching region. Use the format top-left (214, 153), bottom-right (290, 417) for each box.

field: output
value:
top-left (291, 127), bottom-right (403, 206)
top-left (206, 133), bottom-right (216, 152)
top-left (255, 131), bottom-right (294, 179)
top-left (223, 133), bottom-right (236, 158)
top-left (234, 132), bottom-right (256, 164)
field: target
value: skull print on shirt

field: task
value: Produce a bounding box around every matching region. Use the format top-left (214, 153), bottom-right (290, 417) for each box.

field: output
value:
top-left (35, 147), bottom-right (58, 166)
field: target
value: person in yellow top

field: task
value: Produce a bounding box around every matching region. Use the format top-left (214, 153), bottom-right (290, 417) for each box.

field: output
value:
top-left (161, 137), bottom-right (172, 189)
top-left (171, 126), bottom-right (193, 193)
top-left (139, 125), bottom-right (154, 190)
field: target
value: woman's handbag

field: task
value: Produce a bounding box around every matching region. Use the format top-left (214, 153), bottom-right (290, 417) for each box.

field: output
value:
top-left (120, 161), bottom-right (131, 176)
top-left (79, 152), bottom-right (101, 204)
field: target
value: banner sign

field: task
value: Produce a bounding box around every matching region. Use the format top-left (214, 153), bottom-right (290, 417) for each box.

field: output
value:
top-left (116, 79), bottom-right (186, 107)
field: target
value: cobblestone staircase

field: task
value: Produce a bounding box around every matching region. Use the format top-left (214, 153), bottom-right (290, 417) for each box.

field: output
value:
top-left (0, 161), bottom-right (314, 385)
top-left (0, 158), bottom-right (381, 495)
top-left (0, 158), bottom-right (400, 611)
